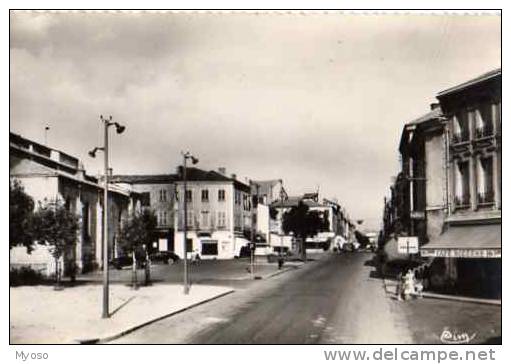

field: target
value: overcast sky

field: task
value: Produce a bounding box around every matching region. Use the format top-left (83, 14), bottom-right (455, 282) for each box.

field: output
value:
top-left (10, 12), bottom-right (501, 230)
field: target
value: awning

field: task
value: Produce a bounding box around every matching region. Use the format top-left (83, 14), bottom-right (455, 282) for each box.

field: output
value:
top-left (420, 224), bottom-right (501, 258)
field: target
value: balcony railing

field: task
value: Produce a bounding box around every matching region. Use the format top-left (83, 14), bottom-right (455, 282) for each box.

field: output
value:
top-left (475, 125), bottom-right (494, 139)
top-left (477, 191), bottom-right (494, 205)
top-left (451, 132), bottom-right (469, 144)
top-left (454, 194), bottom-right (471, 207)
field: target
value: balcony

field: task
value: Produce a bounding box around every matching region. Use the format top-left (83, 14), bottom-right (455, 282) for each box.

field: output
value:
top-left (454, 194), bottom-right (470, 208)
top-left (475, 125), bottom-right (494, 139)
top-left (451, 132), bottom-right (469, 145)
top-left (477, 191), bottom-right (494, 206)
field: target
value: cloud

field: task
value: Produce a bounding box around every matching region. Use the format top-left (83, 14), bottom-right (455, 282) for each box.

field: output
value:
top-left (10, 12), bottom-right (501, 229)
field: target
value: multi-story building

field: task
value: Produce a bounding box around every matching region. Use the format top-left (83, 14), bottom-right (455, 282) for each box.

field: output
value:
top-left (270, 193), bottom-right (352, 253)
top-left (174, 167), bottom-right (252, 259)
top-left (398, 104), bottom-right (446, 245)
top-left (420, 68), bottom-right (501, 298)
top-left (384, 69), bottom-right (501, 298)
top-left (110, 174), bottom-right (177, 252)
top-left (9, 132), bottom-right (140, 274)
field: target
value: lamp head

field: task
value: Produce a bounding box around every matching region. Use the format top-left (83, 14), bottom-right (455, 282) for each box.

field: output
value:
top-left (114, 122), bottom-right (125, 134)
top-left (191, 156), bottom-right (199, 165)
top-left (88, 149), bottom-right (97, 158)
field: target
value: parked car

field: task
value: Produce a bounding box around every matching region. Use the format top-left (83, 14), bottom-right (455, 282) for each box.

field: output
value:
top-left (149, 251), bottom-right (180, 265)
top-left (109, 255), bottom-right (146, 270)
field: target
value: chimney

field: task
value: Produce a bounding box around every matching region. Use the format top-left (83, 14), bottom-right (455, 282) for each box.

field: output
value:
top-left (231, 173), bottom-right (237, 180)
top-left (430, 102), bottom-right (440, 111)
top-left (218, 167), bottom-right (226, 175)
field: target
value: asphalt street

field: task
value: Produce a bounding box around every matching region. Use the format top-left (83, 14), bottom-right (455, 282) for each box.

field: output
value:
top-left (110, 252), bottom-right (411, 344)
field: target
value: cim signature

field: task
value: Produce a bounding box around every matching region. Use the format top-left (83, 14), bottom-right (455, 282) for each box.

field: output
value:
top-left (440, 328), bottom-right (477, 344)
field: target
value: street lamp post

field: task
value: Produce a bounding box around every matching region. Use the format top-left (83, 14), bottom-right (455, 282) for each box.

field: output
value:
top-left (182, 151), bottom-right (198, 295)
top-left (279, 185), bottom-right (286, 258)
top-left (89, 115), bottom-right (125, 319)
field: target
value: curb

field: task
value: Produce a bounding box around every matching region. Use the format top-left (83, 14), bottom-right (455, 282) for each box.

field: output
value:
top-left (262, 264), bottom-right (303, 280)
top-left (75, 289), bottom-right (235, 344)
top-left (417, 292), bottom-right (501, 306)
top-left (383, 278), bottom-right (500, 306)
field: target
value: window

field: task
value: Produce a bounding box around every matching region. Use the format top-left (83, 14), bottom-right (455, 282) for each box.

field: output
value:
top-left (186, 189), bottom-right (192, 202)
top-left (163, 211), bottom-right (168, 225)
top-left (475, 104), bottom-right (494, 138)
top-left (452, 111), bottom-right (469, 143)
top-left (186, 210), bottom-right (194, 227)
top-left (201, 189), bottom-right (209, 202)
top-left (217, 211), bottom-right (226, 228)
top-left (235, 190), bottom-right (241, 205)
top-left (141, 192), bottom-right (151, 207)
top-left (454, 160), bottom-right (470, 207)
top-left (201, 211), bottom-right (209, 228)
top-left (218, 189), bottom-right (226, 201)
top-left (159, 189), bottom-right (167, 202)
top-left (477, 156), bottom-right (494, 204)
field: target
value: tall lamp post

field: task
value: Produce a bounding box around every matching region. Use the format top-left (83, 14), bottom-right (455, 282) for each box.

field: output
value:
top-left (279, 183), bottom-right (287, 257)
top-left (89, 115), bottom-right (125, 319)
top-left (182, 151), bottom-right (198, 295)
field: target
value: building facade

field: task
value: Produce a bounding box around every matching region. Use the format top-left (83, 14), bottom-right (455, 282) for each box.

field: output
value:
top-left (383, 69), bottom-right (501, 298)
top-left (173, 167), bottom-right (252, 259)
top-left (110, 174), bottom-right (177, 252)
top-left (9, 132), bottom-right (139, 275)
top-left (420, 68), bottom-right (501, 298)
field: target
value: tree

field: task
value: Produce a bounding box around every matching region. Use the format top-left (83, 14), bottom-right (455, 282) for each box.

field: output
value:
top-left (9, 180), bottom-right (35, 252)
top-left (30, 199), bottom-right (79, 288)
top-left (118, 209), bottom-right (157, 287)
top-left (282, 201), bottom-right (329, 261)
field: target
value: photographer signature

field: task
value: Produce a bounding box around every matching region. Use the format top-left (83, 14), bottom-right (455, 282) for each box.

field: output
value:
top-left (440, 328), bottom-right (476, 344)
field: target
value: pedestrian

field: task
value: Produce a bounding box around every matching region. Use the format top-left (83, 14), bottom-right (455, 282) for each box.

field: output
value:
top-left (192, 248), bottom-right (201, 265)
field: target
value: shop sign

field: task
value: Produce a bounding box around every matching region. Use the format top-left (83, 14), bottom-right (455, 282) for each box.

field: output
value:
top-left (421, 248), bottom-right (501, 258)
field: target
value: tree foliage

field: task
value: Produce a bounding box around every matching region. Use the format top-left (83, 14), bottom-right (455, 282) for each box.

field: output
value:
top-left (118, 209), bottom-right (157, 256)
top-left (282, 201), bottom-right (329, 260)
top-left (282, 201), bottom-right (328, 239)
top-left (9, 180), bottom-right (35, 251)
top-left (30, 199), bottom-right (79, 260)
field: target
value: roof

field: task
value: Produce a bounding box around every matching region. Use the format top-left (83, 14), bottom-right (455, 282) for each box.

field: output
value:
top-left (406, 107), bottom-right (442, 127)
top-left (271, 196), bottom-right (323, 208)
top-left (420, 223), bottom-right (501, 258)
top-left (399, 107), bottom-right (443, 152)
top-left (437, 68), bottom-right (501, 98)
top-left (110, 174), bottom-right (178, 184)
top-left (176, 167), bottom-right (250, 192)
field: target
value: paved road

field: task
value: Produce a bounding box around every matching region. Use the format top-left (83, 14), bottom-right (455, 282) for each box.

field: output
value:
top-left (111, 252), bottom-right (411, 344)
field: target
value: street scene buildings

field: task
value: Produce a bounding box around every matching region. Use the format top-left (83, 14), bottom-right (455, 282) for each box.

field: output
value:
top-left (9, 11), bottom-right (501, 346)
top-left (381, 69), bottom-right (501, 299)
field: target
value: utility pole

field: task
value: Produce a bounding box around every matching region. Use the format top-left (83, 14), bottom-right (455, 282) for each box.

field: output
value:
top-left (181, 152), bottom-right (198, 295)
top-left (102, 118), bottom-right (109, 318)
top-left (88, 115), bottom-right (125, 319)
top-left (44, 126), bottom-right (50, 145)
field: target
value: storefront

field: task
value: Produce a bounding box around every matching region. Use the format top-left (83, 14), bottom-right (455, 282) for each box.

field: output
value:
top-left (420, 223), bottom-right (501, 298)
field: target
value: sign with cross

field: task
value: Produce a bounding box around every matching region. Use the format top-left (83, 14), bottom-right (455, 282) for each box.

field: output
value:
top-left (398, 236), bottom-right (419, 254)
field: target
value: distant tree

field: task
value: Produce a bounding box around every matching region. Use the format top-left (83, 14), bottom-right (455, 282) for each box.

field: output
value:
top-left (118, 209), bottom-right (157, 287)
top-left (30, 199), bottom-right (79, 289)
top-left (282, 201), bottom-right (328, 261)
top-left (9, 180), bottom-right (35, 252)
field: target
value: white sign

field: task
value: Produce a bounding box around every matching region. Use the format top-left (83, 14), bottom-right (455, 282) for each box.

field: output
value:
top-left (421, 248), bottom-right (501, 259)
top-left (397, 236), bottom-right (419, 254)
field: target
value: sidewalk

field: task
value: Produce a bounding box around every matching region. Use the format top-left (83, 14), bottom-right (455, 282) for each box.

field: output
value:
top-left (10, 284), bottom-right (233, 344)
top-left (381, 277), bottom-right (501, 344)
top-left (77, 258), bottom-right (303, 284)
